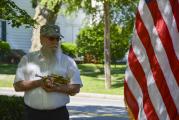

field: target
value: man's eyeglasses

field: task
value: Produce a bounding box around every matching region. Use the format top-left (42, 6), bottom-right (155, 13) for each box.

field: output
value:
top-left (46, 36), bottom-right (61, 42)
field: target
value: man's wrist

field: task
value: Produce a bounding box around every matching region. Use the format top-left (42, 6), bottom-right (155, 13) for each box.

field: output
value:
top-left (35, 79), bottom-right (43, 87)
top-left (55, 84), bottom-right (69, 94)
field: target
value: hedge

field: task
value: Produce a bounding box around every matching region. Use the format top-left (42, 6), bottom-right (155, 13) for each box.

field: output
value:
top-left (0, 41), bottom-right (11, 54)
top-left (0, 41), bottom-right (11, 62)
top-left (0, 95), bottom-right (24, 120)
top-left (61, 42), bottom-right (77, 58)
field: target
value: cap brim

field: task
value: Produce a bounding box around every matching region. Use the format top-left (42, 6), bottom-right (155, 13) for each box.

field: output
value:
top-left (42, 33), bottom-right (64, 38)
top-left (60, 34), bottom-right (64, 38)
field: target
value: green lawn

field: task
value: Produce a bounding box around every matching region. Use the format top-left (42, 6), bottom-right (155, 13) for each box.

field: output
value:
top-left (0, 64), bottom-right (17, 87)
top-left (0, 63), bottom-right (126, 95)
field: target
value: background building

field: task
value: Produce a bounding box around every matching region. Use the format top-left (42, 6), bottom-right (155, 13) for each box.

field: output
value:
top-left (0, 0), bottom-right (86, 53)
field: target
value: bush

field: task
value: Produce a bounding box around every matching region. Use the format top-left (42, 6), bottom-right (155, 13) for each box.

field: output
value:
top-left (0, 41), bottom-right (11, 61)
top-left (76, 23), bottom-right (130, 63)
top-left (0, 95), bottom-right (24, 120)
top-left (61, 42), bottom-right (77, 58)
top-left (76, 25), bottom-right (104, 63)
top-left (0, 41), bottom-right (11, 53)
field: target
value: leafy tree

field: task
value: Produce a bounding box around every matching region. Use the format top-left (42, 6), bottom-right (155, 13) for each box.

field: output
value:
top-left (0, 0), bottom-right (36, 27)
top-left (64, 0), bottom-right (138, 89)
top-left (30, 0), bottom-right (138, 89)
top-left (76, 23), bottom-right (130, 63)
top-left (63, 0), bottom-right (136, 89)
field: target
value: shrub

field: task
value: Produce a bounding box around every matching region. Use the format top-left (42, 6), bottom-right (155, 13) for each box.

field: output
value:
top-left (0, 95), bottom-right (24, 120)
top-left (61, 42), bottom-right (77, 58)
top-left (76, 23), bottom-right (130, 63)
top-left (0, 41), bottom-right (11, 61)
top-left (76, 25), bottom-right (103, 63)
top-left (0, 41), bottom-right (11, 53)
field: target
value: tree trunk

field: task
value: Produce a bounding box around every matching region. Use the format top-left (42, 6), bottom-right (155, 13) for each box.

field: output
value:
top-left (30, 4), bottom-right (58, 52)
top-left (103, 0), bottom-right (111, 89)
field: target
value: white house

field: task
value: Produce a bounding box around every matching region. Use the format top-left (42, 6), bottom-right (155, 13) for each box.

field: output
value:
top-left (0, 0), bottom-right (86, 53)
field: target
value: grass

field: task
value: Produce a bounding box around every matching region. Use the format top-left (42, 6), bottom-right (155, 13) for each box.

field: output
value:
top-left (0, 64), bottom-right (17, 74)
top-left (78, 64), bottom-right (126, 95)
top-left (0, 63), bottom-right (126, 95)
top-left (0, 64), bottom-right (17, 87)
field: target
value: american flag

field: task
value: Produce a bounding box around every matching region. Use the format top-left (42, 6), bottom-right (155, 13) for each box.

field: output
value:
top-left (124, 0), bottom-right (179, 119)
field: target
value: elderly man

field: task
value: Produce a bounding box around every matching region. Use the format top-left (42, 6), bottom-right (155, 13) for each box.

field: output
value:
top-left (13, 24), bottom-right (83, 120)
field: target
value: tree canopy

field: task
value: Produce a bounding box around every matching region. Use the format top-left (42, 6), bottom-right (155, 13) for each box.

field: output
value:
top-left (0, 0), bottom-right (36, 27)
top-left (32, 0), bottom-right (138, 25)
top-left (0, 0), bottom-right (138, 28)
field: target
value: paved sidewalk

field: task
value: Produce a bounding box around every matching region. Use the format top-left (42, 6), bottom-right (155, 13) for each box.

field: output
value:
top-left (0, 87), bottom-right (124, 99)
top-left (0, 87), bottom-right (128, 120)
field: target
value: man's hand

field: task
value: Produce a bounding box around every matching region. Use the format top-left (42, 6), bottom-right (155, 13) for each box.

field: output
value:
top-left (42, 77), bottom-right (54, 87)
top-left (41, 76), bottom-right (56, 92)
top-left (54, 84), bottom-right (80, 96)
top-left (41, 82), bottom-right (80, 96)
top-left (38, 75), bottom-right (81, 95)
top-left (36, 74), bottom-right (69, 87)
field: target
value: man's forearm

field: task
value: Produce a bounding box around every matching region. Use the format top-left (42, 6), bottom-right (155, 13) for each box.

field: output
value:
top-left (55, 84), bottom-right (80, 95)
top-left (14, 80), bottom-right (42, 92)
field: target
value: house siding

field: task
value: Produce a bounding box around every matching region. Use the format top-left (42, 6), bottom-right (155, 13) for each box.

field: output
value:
top-left (56, 10), bottom-right (86, 43)
top-left (6, 25), bottom-right (32, 53)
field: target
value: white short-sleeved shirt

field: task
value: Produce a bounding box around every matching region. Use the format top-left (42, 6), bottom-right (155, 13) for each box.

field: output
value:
top-left (14, 50), bottom-right (83, 110)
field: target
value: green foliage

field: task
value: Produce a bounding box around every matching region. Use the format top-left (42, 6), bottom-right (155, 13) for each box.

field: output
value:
top-left (76, 23), bottom-right (130, 63)
top-left (0, 95), bottom-right (24, 120)
top-left (0, 0), bottom-right (36, 27)
top-left (110, 0), bottom-right (139, 26)
top-left (61, 42), bottom-right (77, 58)
top-left (76, 24), bottom-right (103, 63)
top-left (0, 0), bottom-right (138, 28)
top-left (36, 0), bottom-right (138, 27)
top-left (61, 0), bottom-right (138, 27)
top-left (0, 40), bottom-right (11, 55)
top-left (62, 0), bottom-right (95, 15)
top-left (0, 40), bottom-right (11, 62)
top-left (40, 0), bottom-right (62, 13)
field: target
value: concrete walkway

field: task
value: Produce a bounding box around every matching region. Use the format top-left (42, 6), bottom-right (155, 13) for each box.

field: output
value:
top-left (0, 87), bottom-right (129, 120)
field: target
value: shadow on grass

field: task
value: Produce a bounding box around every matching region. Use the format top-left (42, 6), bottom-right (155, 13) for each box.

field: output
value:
top-left (112, 79), bottom-right (124, 88)
top-left (78, 64), bottom-right (103, 70)
top-left (111, 66), bottom-right (126, 74)
top-left (0, 64), bottom-right (17, 74)
top-left (0, 63), bottom-right (126, 78)
top-left (79, 64), bottom-right (126, 78)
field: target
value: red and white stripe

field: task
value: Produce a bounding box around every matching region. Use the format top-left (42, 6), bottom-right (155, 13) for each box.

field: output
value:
top-left (124, 0), bottom-right (179, 119)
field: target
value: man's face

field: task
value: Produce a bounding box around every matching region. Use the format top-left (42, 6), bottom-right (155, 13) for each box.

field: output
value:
top-left (40, 36), bottom-right (60, 52)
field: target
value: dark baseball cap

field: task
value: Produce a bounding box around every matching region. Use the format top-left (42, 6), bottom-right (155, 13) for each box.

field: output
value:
top-left (40, 24), bottom-right (64, 38)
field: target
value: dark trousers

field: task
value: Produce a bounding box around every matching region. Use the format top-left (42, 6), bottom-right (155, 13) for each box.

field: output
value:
top-left (24, 104), bottom-right (69, 120)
